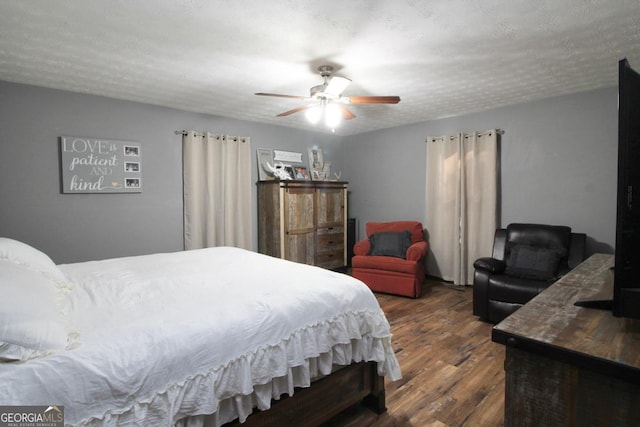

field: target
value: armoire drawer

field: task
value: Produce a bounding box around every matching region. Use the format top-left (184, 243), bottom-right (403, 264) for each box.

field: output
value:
top-left (315, 251), bottom-right (344, 269)
top-left (316, 226), bottom-right (343, 236)
top-left (316, 233), bottom-right (344, 253)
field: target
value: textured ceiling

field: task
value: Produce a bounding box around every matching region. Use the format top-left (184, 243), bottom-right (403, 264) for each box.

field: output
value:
top-left (1, 0), bottom-right (639, 136)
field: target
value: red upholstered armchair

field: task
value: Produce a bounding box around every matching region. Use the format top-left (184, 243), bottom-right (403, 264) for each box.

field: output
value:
top-left (351, 221), bottom-right (429, 298)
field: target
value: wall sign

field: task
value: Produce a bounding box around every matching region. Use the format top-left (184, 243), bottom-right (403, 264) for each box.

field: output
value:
top-left (273, 150), bottom-right (303, 163)
top-left (60, 136), bottom-right (142, 193)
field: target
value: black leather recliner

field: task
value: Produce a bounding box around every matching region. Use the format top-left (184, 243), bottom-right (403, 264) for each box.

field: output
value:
top-left (473, 223), bottom-right (586, 324)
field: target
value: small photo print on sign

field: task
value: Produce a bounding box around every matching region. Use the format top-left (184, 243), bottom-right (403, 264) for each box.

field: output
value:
top-left (125, 178), bottom-right (141, 189)
top-left (125, 162), bottom-right (140, 172)
top-left (0, 405), bottom-right (64, 427)
top-left (124, 145), bottom-right (140, 156)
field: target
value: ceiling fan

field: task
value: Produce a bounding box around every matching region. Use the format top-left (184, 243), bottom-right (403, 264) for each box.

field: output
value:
top-left (255, 65), bottom-right (400, 127)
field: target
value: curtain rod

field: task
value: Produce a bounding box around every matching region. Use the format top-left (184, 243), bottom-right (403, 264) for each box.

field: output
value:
top-left (175, 130), bottom-right (203, 136)
top-left (425, 128), bottom-right (504, 143)
top-left (178, 129), bottom-right (505, 138)
top-left (175, 130), bottom-right (248, 143)
top-left (468, 128), bottom-right (504, 136)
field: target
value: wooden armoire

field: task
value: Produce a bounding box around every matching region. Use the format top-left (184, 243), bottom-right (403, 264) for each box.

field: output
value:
top-left (257, 180), bottom-right (348, 270)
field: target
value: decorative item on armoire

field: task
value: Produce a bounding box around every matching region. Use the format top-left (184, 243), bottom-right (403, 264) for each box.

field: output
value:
top-left (308, 147), bottom-right (325, 180)
top-left (263, 161), bottom-right (293, 180)
top-left (256, 148), bottom-right (274, 181)
top-left (273, 150), bottom-right (303, 163)
top-left (294, 166), bottom-right (310, 180)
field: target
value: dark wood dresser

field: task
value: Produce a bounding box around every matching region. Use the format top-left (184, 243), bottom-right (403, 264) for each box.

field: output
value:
top-left (492, 253), bottom-right (640, 426)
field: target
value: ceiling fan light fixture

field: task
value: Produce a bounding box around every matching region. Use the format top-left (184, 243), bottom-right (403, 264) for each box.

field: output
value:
top-left (256, 64), bottom-right (400, 129)
top-left (324, 103), bottom-right (342, 128)
top-left (305, 105), bottom-right (322, 124)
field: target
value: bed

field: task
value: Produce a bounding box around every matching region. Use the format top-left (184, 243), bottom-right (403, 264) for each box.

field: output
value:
top-left (0, 238), bottom-right (401, 426)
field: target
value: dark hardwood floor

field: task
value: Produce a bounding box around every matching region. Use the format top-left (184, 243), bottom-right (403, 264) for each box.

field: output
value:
top-left (327, 280), bottom-right (505, 426)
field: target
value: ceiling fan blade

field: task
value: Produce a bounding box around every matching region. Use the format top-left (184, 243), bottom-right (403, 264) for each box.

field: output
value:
top-left (325, 76), bottom-right (351, 96)
top-left (344, 96), bottom-right (401, 104)
top-left (276, 104), bottom-right (316, 117)
top-left (338, 104), bottom-right (356, 120)
top-left (255, 92), bottom-right (308, 100)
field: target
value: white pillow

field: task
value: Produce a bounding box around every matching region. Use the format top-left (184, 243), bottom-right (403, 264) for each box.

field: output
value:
top-left (0, 260), bottom-right (68, 361)
top-left (0, 237), bottom-right (67, 282)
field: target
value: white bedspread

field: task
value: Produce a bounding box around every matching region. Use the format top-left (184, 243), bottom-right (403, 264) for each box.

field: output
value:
top-left (0, 247), bottom-right (401, 426)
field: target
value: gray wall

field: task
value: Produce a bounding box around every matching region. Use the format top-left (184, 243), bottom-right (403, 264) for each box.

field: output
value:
top-left (340, 87), bottom-right (618, 256)
top-left (0, 81), bottom-right (342, 263)
top-left (0, 80), bottom-right (617, 264)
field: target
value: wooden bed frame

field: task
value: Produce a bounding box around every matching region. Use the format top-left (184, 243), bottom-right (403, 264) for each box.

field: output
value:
top-left (224, 361), bottom-right (386, 426)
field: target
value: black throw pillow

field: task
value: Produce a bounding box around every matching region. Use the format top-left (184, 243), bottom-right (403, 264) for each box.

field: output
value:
top-left (505, 244), bottom-right (563, 280)
top-left (369, 231), bottom-right (412, 259)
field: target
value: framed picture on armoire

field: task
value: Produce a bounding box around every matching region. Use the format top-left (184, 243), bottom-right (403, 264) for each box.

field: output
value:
top-left (257, 148), bottom-right (274, 180)
top-left (308, 148), bottom-right (324, 180)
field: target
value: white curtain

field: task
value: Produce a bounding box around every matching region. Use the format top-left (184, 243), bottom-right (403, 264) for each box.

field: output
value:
top-left (183, 131), bottom-right (252, 250)
top-left (425, 130), bottom-right (498, 285)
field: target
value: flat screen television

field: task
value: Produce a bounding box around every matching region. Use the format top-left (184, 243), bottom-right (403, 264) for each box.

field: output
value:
top-left (612, 58), bottom-right (640, 318)
top-left (576, 58), bottom-right (640, 318)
